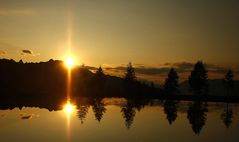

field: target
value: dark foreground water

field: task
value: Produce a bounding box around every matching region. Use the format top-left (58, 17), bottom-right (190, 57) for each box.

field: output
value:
top-left (0, 98), bottom-right (239, 142)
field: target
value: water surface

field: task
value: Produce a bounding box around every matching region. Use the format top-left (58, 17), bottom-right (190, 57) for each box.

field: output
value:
top-left (0, 98), bottom-right (239, 142)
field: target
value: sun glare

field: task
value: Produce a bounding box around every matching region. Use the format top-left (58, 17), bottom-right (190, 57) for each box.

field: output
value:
top-left (63, 101), bottom-right (76, 140)
top-left (65, 57), bottom-right (74, 68)
top-left (63, 102), bottom-right (76, 114)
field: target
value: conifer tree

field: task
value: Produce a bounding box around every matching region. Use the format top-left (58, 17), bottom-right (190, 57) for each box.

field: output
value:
top-left (96, 66), bottom-right (104, 77)
top-left (164, 68), bottom-right (179, 94)
top-left (125, 62), bottom-right (136, 82)
top-left (188, 61), bottom-right (208, 94)
top-left (223, 69), bottom-right (234, 96)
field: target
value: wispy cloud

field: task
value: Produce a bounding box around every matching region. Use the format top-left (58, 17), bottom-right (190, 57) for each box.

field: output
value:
top-left (105, 66), bottom-right (170, 75)
top-left (163, 62), bottom-right (233, 74)
top-left (0, 42), bottom-right (40, 57)
top-left (0, 9), bottom-right (34, 16)
top-left (21, 49), bottom-right (39, 56)
top-left (0, 50), bottom-right (6, 55)
top-left (0, 41), bottom-right (19, 49)
top-left (22, 49), bottom-right (33, 55)
top-left (19, 113), bottom-right (39, 120)
top-left (96, 62), bottom-right (239, 84)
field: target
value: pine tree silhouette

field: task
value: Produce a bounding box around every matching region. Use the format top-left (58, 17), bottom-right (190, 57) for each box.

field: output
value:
top-left (19, 59), bottom-right (24, 64)
top-left (188, 61), bottom-right (208, 94)
top-left (77, 105), bottom-right (89, 124)
top-left (164, 68), bottom-right (179, 94)
top-left (221, 103), bottom-right (233, 128)
top-left (121, 103), bottom-right (136, 129)
top-left (92, 99), bottom-right (106, 122)
top-left (94, 66), bottom-right (106, 92)
top-left (223, 69), bottom-right (234, 96)
top-left (125, 62), bottom-right (136, 82)
top-left (187, 101), bottom-right (208, 134)
top-left (163, 100), bottom-right (178, 125)
top-left (96, 66), bottom-right (104, 77)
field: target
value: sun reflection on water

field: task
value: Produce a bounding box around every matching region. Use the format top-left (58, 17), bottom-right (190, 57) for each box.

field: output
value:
top-left (63, 101), bottom-right (76, 141)
top-left (63, 102), bottom-right (76, 114)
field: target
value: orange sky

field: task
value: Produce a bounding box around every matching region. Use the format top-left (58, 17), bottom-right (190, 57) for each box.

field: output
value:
top-left (0, 0), bottom-right (239, 68)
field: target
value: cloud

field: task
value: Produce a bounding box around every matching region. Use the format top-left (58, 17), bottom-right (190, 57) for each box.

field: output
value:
top-left (85, 62), bottom-right (239, 84)
top-left (173, 62), bottom-right (194, 70)
top-left (85, 66), bottom-right (98, 71)
top-left (104, 62), bottom-right (191, 75)
top-left (102, 62), bottom-right (238, 77)
top-left (135, 67), bottom-right (170, 75)
top-left (0, 50), bottom-right (6, 55)
top-left (164, 62), bottom-right (194, 73)
top-left (21, 49), bottom-right (39, 56)
top-left (0, 9), bottom-right (34, 16)
top-left (22, 49), bottom-right (33, 55)
top-left (19, 113), bottom-right (39, 120)
top-left (163, 62), bottom-right (235, 74)
top-left (105, 66), bottom-right (170, 75)
top-left (205, 64), bottom-right (229, 74)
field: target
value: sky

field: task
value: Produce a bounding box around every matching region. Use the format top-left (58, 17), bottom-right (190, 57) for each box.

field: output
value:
top-left (0, 0), bottom-right (239, 79)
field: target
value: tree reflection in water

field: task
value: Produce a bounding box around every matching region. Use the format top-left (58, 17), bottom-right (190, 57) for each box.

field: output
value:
top-left (77, 105), bottom-right (89, 124)
top-left (163, 100), bottom-right (178, 125)
top-left (187, 101), bottom-right (208, 134)
top-left (221, 103), bottom-right (233, 128)
top-left (121, 102), bottom-right (136, 129)
top-left (92, 98), bottom-right (106, 122)
top-left (1, 95), bottom-right (238, 135)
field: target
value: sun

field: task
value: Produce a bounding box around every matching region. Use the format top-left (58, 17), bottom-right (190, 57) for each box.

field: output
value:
top-left (65, 57), bottom-right (74, 68)
top-left (63, 102), bottom-right (76, 114)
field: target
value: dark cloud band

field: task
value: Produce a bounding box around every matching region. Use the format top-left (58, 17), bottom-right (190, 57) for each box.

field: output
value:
top-left (102, 62), bottom-right (238, 76)
top-left (22, 49), bottom-right (33, 55)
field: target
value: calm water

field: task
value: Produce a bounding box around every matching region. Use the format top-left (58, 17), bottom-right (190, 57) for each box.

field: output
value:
top-left (0, 98), bottom-right (239, 142)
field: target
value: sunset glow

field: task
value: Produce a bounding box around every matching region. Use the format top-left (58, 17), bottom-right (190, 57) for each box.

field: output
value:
top-left (65, 57), bottom-right (74, 69)
top-left (63, 102), bottom-right (76, 114)
top-left (63, 101), bottom-right (76, 141)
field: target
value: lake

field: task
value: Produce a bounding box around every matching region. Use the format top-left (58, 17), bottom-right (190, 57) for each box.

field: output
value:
top-left (0, 98), bottom-right (239, 142)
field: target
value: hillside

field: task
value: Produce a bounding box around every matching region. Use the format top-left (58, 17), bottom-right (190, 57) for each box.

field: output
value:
top-left (0, 59), bottom-right (159, 99)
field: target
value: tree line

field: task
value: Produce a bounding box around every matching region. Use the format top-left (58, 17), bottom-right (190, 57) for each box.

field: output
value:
top-left (96, 61), bottom-right (235, 96)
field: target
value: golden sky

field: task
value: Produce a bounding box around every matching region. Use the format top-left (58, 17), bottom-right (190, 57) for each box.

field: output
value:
top-left (0, 0), bottom-right (239, 67)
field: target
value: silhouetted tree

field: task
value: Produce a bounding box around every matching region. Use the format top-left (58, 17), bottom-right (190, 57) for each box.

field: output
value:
top-left (188, 61), bottom-right (208, 94)
top-left (77, 105), bottom-right (89, 124)
top-left (187, 101), bottom-right (208, 134)
top-left (164, 68), bottom-right (179, 94)
top-left (125, 62), bottom-right (136, 82)
top-left (92, 99), bottom-right (106, 122)
top-left (223, 69), bottom-right (234, 96)
top-left (96, 66), bottom-right (104, 77)
top-left (92, 66), bottom-right (106, 95)
top-left (19, 59), bottom-right (24, 64)
top-left (221, 103), bottom-right (233, 128)
top-left (95, 66), bottom-right (105, 82)
top-left (121, 102), bottom-right (136, 129)
top-left (163, 100), bottom-right (178, 125)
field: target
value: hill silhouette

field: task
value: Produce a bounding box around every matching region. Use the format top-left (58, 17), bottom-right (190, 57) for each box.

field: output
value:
top-left (0, 59), bottom-right (160, 101)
